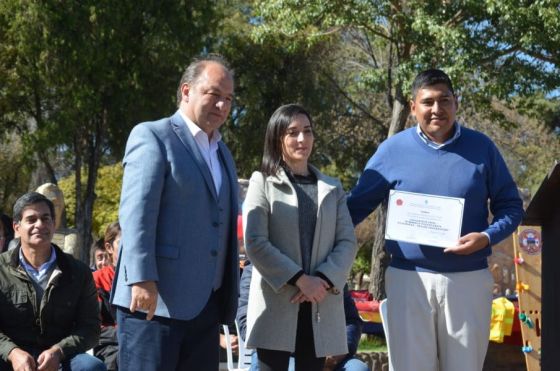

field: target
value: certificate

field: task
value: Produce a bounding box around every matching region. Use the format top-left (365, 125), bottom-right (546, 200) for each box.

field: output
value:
top-left (385, 190), bottom-right (464, 248)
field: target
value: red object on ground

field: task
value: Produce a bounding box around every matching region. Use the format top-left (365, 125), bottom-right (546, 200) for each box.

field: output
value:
top-left (349, 290), bottom-right (380, 314)
top-left (354, 300), bottom-right (380, 312)
top-left (502, 302), bottom-right (523, 346)
top-left (350, 290), bottom-right (372, 301)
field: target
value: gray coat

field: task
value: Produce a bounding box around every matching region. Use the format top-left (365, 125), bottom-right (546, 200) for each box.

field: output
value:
top-left (243, 167), bottom-right (357, 357)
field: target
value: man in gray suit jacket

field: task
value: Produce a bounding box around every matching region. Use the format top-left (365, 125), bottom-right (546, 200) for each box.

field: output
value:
top-left (111, 55), bottom-right (239, 371)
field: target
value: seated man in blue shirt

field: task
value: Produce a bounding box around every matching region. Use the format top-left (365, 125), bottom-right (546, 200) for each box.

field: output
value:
top-left (237, 261), bottom-right (369, 371)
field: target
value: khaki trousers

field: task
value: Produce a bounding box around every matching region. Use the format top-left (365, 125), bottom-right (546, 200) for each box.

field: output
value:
top-left (385, 266), bottom-right (493, 371)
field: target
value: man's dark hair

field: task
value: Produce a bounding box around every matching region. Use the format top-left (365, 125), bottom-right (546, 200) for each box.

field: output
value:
top-left (176, 54), bottom-right (234, 107)
top-left (260, 104), bottom-right (313, 177)
top-left (411, 69), bottom-right (455, 100)
top-left (90, 237), bottom-right (106, 268)
top-left (13, 192), bottom-right (55, 223)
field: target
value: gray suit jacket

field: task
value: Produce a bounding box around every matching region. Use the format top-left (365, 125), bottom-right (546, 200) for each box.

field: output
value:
top-left (111, 111), bottom-right (239, 324)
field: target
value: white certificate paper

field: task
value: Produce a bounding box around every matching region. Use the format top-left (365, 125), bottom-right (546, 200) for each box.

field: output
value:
top-left (385, 190), bottom-right (464, 248)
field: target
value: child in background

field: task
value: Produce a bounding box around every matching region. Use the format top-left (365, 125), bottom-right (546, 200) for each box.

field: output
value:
top-left (91, 237), bottom-right (111, 271)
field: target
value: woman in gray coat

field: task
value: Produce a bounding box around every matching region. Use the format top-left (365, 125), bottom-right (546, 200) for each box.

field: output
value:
top-left (243, 104), bottom-right (358, 371)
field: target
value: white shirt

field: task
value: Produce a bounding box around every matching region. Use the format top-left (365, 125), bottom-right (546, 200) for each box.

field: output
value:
top-left (416, 122), bottom-right (462, 149)
top-left (179, 110), bottom-right (222, 194)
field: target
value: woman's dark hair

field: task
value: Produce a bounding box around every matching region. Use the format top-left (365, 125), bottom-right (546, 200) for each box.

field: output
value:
top-left (104, 221), bottom-right (121, 245)
top-left (0, 213), bottom-right (14, 252)
top-left (260, 104), bottom-right (313, 177)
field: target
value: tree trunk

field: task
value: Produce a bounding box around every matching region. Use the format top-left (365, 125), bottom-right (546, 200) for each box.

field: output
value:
top-left (368, 200), bottom-right (391, 300)
top-left (368, 84), bottom-right (410, 299)
top-left (74, 133), bottom-right (85, 261)
top-left (74, 111), bottom-right (105, 263)
top-left (29, 153), bottom-right (57, 190)
top-left (388, 84), bottom-right (410, 138)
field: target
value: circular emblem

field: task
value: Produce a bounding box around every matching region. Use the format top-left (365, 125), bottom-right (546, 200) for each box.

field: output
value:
top-left (396, 199), bottom-right (403, 206)
top-left (518, 228), bottom-right (542, 255)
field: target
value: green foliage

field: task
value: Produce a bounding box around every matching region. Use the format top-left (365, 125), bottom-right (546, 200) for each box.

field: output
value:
top-left (217, 1), bottom-right (389, 180)
top-left (464, 99), bottom-right (560, 196)
top-left (0, 134), bottom-right (32, 213)
top-left (0, 1), bottom-right (220, 259)
top-left (252, 0), bottom-right (560, 120)
top-left (351, 253), bottom-right (372, 284)
top-left (358, 335), bottom-right (387, 353)
top-left (58, 163), bottom-right (122, 236)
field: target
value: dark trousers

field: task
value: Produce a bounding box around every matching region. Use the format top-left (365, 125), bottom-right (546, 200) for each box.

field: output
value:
top-left (116, 291), bottom-right (220, 371)
top-left (0, 351), bottom-right (106, 371)
top-left (94, 326), bottom-right (119, 371)
top-left (256, 302), bottom-right (325, 371)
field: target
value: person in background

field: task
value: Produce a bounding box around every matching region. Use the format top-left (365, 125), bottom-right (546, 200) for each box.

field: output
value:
top-left (93, 222), bottom-right (121, 371)
top-left (243, 104), bottom-right (358, 371)
top-left (91, 237), bottom-right (111, 271)
top-left (0, 214), bottom-right (14, 253)
top-left (347, 69), bottom-right (523, 371)
top-left (0, 192), bottom-right (104, 371)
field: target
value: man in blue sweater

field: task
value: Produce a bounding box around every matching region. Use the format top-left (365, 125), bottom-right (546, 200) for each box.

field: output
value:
top-left (347, 69), bottom-right (523, 371)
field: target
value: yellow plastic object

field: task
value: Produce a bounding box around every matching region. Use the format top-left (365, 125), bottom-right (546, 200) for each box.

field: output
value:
top-left (489, 297), bottom-right (515, 343)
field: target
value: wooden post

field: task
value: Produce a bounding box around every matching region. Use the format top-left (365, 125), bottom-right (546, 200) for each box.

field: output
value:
top-left (521, 162), bottom-right (560, 371)
top-left (513, 226), bottom-right (542, 371)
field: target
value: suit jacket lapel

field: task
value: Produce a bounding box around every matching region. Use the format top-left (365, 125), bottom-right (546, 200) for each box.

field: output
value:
top-left (170, 112), bottom-right (218, 200)
top-left (218, 142), bottom-right (236, 191)
top-left (218, 142), bottom-right (239, 217)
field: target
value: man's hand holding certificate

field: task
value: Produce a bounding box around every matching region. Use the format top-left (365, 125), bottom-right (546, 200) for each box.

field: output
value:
top-left (443, 232), bottom-right (490, 255)
top-left (385, 190), bottom-right (464, 248)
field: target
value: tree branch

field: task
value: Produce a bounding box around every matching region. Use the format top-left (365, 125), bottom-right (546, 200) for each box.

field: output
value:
top-left (323, 71), bottom-right (384, 126)
top-left (444, 9), bottom-right (465, 28)
top-left (479, 45), bottom-right (521, 64)
top-left (521, 49), bottom-right (558, 65)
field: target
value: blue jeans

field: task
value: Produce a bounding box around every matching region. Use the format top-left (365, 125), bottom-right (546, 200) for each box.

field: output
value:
top-left (0, 352), bottom-right (106, 371)
top-left (61, 353), bottom-right (107, 371)
top-left (250, 352), bottom-right (370, 371)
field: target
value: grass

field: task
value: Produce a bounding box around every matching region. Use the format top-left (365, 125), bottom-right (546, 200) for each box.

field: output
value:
top-left (358, 335), bottom-right (388, 353)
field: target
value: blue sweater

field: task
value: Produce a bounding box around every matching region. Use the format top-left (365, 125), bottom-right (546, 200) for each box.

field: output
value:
top-left (348, 125), bottom-right (523, 272)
